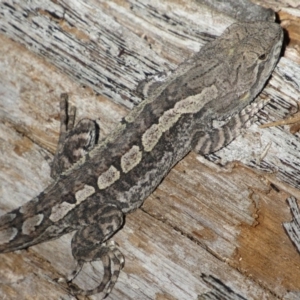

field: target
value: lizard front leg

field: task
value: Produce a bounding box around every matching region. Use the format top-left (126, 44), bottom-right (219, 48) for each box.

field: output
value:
top-left (192, 100), bottom-right (267, 155)
top-left (51, 93), bottom-right (99, 179)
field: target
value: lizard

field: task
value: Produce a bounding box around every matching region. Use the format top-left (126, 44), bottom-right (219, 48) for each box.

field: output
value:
top-left (0, 21), bottom-right (283, 297)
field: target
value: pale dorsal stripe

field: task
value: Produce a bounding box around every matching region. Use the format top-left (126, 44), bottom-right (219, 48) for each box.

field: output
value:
top-left (142, 85), bottom-right (218, 152)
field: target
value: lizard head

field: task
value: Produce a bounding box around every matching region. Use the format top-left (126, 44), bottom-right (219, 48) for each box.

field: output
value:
top-left (202, 21), bottom-right (284, 121)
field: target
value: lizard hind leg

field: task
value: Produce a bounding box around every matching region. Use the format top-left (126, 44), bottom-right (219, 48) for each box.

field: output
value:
top-left (68, 205), bottom-right (125, 297)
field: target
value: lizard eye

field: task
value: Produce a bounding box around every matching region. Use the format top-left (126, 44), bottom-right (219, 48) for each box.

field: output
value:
top-left (258, 53), bottom-right (267, 61)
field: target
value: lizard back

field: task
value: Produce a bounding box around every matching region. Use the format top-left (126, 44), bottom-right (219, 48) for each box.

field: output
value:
top-left (0, 22), bottom-right (283, 256)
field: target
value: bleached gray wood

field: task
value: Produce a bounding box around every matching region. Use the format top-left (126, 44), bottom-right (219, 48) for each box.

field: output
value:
top-left (0, 0), bottom-right (300, 299)
top-left (283, 197), bottom-right (300, 252)
top-left (0, 0), bottom-right (241, 109)
top-left (197, 0), bottom-right (275, 21)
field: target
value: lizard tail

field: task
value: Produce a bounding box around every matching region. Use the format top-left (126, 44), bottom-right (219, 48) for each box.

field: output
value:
top-left (0, 197), bottom-right (55, 252)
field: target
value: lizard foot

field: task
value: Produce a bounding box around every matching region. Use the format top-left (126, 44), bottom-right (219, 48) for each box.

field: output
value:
top-left (68, 240), bottom-right (125, 297)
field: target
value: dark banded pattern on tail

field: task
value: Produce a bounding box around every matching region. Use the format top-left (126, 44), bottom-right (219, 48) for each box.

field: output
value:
top-left (70, 241), bottom-right (125, 297)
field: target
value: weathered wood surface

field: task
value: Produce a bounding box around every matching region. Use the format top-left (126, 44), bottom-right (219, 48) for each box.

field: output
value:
top-left (0, 0), bottom-right (300, 299)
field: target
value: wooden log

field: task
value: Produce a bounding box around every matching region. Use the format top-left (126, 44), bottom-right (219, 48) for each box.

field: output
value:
top-left (0, 0), bottom-right (300, 299)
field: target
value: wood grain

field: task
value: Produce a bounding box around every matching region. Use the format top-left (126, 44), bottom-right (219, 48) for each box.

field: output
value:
top-left (0, 0), bottom-right (300, 299)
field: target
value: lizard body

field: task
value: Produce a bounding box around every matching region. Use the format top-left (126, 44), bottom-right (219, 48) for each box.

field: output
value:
top-left (0, 21), bottom-right (283, 296)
